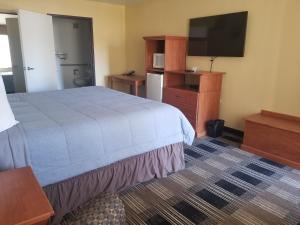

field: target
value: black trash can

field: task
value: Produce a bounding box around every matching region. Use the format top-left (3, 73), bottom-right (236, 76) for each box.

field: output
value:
top-left (206, 119), bottom-right (225, 138)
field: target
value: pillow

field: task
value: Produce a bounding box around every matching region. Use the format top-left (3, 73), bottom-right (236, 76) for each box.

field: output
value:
top-left (0, 76), bottom-right (18, 132)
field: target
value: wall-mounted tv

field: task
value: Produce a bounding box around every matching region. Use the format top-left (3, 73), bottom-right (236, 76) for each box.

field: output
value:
top-left (188, 11), bottom-right (248, 57)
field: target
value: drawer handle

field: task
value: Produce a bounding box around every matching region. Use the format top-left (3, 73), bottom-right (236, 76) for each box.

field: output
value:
top-left (175, 95), bottom-right (182, 98)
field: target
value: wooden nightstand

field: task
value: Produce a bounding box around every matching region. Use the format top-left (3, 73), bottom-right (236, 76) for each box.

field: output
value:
top-left (0, 167), bottom-right (54, 225)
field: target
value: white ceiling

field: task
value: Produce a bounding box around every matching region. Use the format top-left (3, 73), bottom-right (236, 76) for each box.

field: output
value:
top-left (89, 0), bottom-right (145, 5)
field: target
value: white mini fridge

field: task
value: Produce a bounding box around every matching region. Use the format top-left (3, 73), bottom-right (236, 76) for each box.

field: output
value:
top-left (146, 73), bottom-right (164, 102)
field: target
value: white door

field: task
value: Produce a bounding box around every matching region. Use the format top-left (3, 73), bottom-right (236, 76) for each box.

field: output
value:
top-left (18, 9), bottom-right (58, 93)
top-left (6, 18), bottom-right (26, 93)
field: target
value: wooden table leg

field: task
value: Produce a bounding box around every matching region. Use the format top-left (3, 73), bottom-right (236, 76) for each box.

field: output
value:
top-left (133, 82), bottom-right (139, 96)
top-left (109, 77), bottom-right (113, 89)
top-left (129, 85), bottom-right (133, 95)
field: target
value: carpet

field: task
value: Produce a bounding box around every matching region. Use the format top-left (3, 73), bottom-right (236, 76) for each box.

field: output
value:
top-left (121, 138), bottom-right (300, 225)
top-left (61, 193), bottom-right (126, 225)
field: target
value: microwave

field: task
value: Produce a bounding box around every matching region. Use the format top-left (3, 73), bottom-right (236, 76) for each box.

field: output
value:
top-left (153, 53), bottom-right (165, 69)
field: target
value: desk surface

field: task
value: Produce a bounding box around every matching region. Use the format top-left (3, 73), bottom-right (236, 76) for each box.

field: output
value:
top-left (0, 167), bottom-right (54, 225)
top-left (109, 74), bottom-right (146, 82)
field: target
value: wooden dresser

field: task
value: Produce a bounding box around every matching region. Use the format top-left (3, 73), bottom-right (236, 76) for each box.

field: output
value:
top-left (0, 167), bottom-right (54, 225)
top-left (163, 70), bottom-right (224, 137)
top-left (241, 110), bottom-right (300, 169)
top-left (143, 35), bottom-right (225, 137)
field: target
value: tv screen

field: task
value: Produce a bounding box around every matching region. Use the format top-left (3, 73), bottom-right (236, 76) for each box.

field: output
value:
top-left (188, 11), bottom-right (248, 57)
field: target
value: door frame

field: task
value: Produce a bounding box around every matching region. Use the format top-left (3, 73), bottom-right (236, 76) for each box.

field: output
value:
top-left (0, 11), bottom-right (21, 93)
top-left (0, 11), bottom-right (17, 15)
top-left (49, 14), bottom-right (96, 86)
top-left (18, 9), bottom-right (59, 92)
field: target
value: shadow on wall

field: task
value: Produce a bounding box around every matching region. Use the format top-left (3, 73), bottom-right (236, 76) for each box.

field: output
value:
top-left (106, 40), bottom-right (146, 96)
top-left (105, 74), bottom-right (146, 98)
top-left (107, 43), bottom-right (126, 81)
top-left (106, 75), bottom-right (131, 94)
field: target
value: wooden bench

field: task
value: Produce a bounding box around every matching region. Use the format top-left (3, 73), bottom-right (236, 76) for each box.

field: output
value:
top-left (241, 110), bottom-right (300, 169)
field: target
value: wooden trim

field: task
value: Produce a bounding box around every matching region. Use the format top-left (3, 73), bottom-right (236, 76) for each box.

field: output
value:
top-left (241, 144), bottom-right (300, 169)
top-left (261, 110), bottom-right (300, 123)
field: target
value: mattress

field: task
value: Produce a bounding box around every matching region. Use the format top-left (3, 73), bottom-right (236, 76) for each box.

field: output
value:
top-left (0, 87), bottom-right (194, 186)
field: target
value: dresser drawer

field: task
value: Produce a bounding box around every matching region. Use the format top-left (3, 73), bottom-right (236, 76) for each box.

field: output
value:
top-left (169, 100), bottom-right (197, 128)
top-left (185, 114), bottom-right (197, 128)
top-left (163, 88), bottom-right (198, 107)
top-left (163, 88), bottom-right (198, 127)
top-left (168, 100), bottom-right (197, 118)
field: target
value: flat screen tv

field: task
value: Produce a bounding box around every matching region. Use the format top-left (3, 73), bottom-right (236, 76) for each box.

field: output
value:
top-left (188, 11), bottom-right (248, 57)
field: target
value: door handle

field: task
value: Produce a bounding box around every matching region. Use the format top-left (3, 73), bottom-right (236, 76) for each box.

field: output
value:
top-left (27, 67), bottom-right (34, 71)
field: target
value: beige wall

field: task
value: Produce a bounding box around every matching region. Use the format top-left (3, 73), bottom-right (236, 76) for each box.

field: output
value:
top-left (0, 0), bottom-right (126, 86)
top-left (1, 0), bottom-right (299, 130)
top-left (272, 0), bottom-right (300, 116)
top-left (126, 0), bottom-right (300, 130)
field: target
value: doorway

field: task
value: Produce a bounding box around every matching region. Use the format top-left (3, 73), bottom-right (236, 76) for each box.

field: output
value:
top-left (0, 11), bottom-right (96, 93)
top-left (52, 15), bottom-right (95, 89)
top-left (0, 13), bottom-right (26, 93)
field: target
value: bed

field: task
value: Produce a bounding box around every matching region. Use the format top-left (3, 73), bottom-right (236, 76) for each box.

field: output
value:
top-left (0, 86), bottom-right (194, 224)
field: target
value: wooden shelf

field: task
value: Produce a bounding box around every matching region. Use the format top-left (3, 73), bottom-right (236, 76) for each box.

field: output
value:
top-left (169, 85), bottom-right (199, 93)
top-left (146, 68), bottom-right (164, 73)
top-left (165, 70), bottom-right (202, 76)
top-left (144, 36), bottom-right (187, 73)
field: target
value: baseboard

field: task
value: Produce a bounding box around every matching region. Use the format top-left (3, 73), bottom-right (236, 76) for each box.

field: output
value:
top-left (196, 130), bottom-right (206, 138)
top-left (224, 126), bottom-right (244, 138)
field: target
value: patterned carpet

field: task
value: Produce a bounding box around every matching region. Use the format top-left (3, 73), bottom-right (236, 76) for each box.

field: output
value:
top-left (120, 138), bottom-right (300, 225)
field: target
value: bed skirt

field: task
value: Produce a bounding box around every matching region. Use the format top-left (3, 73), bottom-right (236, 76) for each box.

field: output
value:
top-left (43, 142), bottom-right (184, 224)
